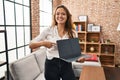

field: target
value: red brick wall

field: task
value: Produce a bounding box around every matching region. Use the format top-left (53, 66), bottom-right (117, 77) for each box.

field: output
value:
top-left (31, 0), bottom-right (40, 39)
top-left (53, 0), bottom-right (120, 53)
top-left (53, 0), bottom-right (62, 11)
top-left (31, 0), bottom-right (120, 53)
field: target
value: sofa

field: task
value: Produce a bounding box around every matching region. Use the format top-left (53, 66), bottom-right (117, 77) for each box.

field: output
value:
top-left (8, 48), bottom-right (46, 80)
top-left (8, 48), bottom-right (101, 80)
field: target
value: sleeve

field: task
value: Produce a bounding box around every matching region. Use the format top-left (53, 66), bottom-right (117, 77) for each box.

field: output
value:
top-left (30, 27), bottom-right (50, 42)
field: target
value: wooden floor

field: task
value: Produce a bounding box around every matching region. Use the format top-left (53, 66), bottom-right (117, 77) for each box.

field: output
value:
top-left (104, 67), bottom-right (120, 80)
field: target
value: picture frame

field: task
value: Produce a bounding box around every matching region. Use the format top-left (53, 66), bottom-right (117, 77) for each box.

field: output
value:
top-left (87, 24), bottom-right (93, 32)
top-left (78, 15), bottom-right (87, 21)
top-left (92, 26), bottom-right (100, 32)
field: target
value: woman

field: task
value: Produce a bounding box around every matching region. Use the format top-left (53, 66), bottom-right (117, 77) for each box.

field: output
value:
top-left (29, 5), bottom-right (84, 80)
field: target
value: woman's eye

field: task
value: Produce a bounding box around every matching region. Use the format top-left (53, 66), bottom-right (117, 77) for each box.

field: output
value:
top-left (62, 13), bottom-right (66, 15)
top-left (56, 12), bottom-right (60, 15)
top-left (56, 12), bottom-right (66, 16)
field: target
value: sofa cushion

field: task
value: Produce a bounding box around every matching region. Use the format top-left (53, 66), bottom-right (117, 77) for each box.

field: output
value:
top-left (10, 55), bottom-right (40, 80)
top-left (34, 48), bottom-right (46, 72)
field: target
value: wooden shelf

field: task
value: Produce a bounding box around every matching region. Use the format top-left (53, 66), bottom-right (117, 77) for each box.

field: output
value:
top-left (73, 21), bottom-right (87, 31)
top-left (74, 21), bottom-right (116, 67)
top-left (101, 64), bottom-right (115, 67)
top-left (100, 54), bottom-right (114, 56)
top-left (87, 32), bottom-right (100, 43)
top-left (100, 54), bottom-right (115, 67)
top-left (86, 42), bottom-right (100, 44)
top-left (78, 31), bottom-right (86, 33)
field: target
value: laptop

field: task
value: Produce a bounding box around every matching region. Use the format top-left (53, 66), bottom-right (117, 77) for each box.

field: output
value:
top-left (57, 38), bottom-right (87, 62)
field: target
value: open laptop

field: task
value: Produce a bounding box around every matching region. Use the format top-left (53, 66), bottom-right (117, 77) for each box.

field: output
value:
top-left (57, 38), bottom-right (87, 62)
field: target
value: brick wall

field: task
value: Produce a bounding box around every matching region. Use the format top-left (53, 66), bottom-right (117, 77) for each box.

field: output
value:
top-left (53, 0), bottom-right (62, 11)
top-left (53, 0), bottom-right (120, 53)
top-left (31, 0), bottom-right (120, 52)
top-left (31, 0), bottom-right (40, 39)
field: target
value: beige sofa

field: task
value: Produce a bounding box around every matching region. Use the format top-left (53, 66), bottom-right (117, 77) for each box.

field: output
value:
top-left (8, 48), bottom-right (46, 80)
top-left (8, 48), bottom-right (101, 80)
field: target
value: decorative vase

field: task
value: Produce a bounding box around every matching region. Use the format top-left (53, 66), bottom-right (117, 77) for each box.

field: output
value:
top-left (90, 46), bottom-right (95, 52)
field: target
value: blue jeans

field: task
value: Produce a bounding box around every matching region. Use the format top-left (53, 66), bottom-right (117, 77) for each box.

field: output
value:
top-left (45, 58), bottom-right (76, 80)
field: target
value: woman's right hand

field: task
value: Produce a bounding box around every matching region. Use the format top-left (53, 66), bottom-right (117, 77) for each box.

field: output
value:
top-left (42, 41), bottom-right (56, 48)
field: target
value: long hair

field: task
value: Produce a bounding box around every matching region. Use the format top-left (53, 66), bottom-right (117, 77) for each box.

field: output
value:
top-left (51, 5), bottom-right (75, 38)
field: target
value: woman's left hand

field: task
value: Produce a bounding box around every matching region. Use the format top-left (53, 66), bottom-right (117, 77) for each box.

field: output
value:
top-left (76, 57), bottom-right (85, 63)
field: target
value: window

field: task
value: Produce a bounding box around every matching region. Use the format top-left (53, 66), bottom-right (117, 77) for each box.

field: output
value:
top-left (0, 0), bottom-right (30, 78)
top-left (39, 0), bottom-right (52, 32)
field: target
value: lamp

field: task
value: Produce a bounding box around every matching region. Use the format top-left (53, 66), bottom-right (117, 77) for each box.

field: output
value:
top-left (117, 23), bottom-right (120, 31)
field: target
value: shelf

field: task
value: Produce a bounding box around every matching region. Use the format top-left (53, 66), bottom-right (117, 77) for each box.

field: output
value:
top-left (87, 32), bottom-right (100, 43)
top-left (74, 21), bottom-right (87, 31)
top-left (74, 21), bottom-right (115, 67)
top-left (80, 44), bottom-right (85, 53)
top-left (100, 55), bottom-right (115, 67)
top-left (86, 42), bottom-right (100, 44)
top-left (78, 31), bottom-right (86, 33)
top-left (101, 43), bottom-right (115, 45)
top-left (100, 44), bottom-right (115, 54)
top-left (101, 64), bottom-right (115, 67)
top-left (86, 44), bottom-right (100, 53)
top-left (78, 33), bottom-right (86, 42)
top-left (100, 54), bottom-right (114, 56)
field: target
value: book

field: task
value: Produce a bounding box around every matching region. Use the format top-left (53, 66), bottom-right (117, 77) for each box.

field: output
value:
top-left (85, 54), bottom-right (98, 62)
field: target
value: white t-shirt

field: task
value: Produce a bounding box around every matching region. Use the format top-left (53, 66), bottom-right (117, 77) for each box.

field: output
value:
top-left (31, 26), bottom-right (78, 59)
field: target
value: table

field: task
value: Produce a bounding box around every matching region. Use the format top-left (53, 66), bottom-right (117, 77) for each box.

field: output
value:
top-left (79, 66), bottom-right (106, 80)
top-left (79, 66), bottom-right (120, 80)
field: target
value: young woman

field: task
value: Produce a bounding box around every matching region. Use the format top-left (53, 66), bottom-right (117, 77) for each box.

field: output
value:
top-left (29, 5), bottom-right (84, 80)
